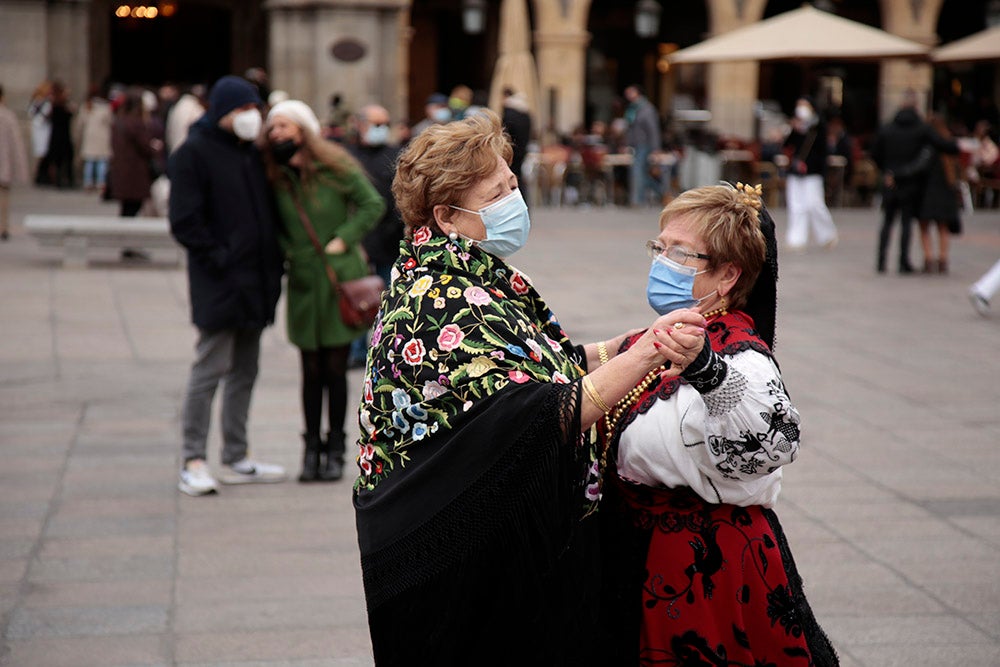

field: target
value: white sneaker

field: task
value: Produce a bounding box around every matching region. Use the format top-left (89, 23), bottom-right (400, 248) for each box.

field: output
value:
top-left (218, 458), bottom-right (287, 485)
top-left (179, 459), bottom-right (219, 496)
top-left (969, 290), bottom-right (990, 317)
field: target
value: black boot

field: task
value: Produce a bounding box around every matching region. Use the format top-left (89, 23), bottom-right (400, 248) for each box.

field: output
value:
top-left (318, 431), bottom-right (345, 482)
top-left (299, 432), bottom-right (322, 482)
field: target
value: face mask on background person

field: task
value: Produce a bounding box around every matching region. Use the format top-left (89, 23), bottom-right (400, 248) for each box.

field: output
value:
top-left (270, 139), bottom-right (299, 165)
top-left (450, 189), bottom-right (531, 258)
top-left (364, 124), bottom-right (391, 146)
top-left (232, 108), bottom-right (263, 141)
top-left (431, 107), bottom-right (452, 123)
top-left (795, 104), bottom-right (814, 122)
top-left (646, 254), bottom-right (714, 315)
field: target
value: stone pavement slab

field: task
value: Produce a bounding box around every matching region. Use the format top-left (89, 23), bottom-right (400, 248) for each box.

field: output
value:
top-left (1, 186), bottom-right (999, 665)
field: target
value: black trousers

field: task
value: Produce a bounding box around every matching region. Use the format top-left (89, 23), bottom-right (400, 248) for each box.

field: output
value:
top-left (878, 193), bottom-right (918, 271)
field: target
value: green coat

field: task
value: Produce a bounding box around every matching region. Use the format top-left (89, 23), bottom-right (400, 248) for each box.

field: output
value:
top-left (275, 164), bottom-right (385, 350)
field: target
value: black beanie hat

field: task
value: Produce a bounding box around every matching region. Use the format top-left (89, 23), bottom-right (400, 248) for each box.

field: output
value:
top-left (206, 75), bottom-right (262, 124)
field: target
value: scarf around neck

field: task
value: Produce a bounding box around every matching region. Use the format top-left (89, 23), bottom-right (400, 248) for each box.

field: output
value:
top-left (355, 227), bottom-right (590, 492)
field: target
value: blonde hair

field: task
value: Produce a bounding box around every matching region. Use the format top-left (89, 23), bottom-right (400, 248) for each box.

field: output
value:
top-left (658, 184), bottom-right (766, 309)
top-left (392, 109), bottom-right (513, 237)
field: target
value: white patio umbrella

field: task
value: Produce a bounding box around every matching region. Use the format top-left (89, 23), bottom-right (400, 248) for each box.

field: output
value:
top-left (932, 25), bottom-right (1000, 63)
top-left (669, 4), bottom-right (929, 64)
top-left (488, 0), bottom-right (540, 121)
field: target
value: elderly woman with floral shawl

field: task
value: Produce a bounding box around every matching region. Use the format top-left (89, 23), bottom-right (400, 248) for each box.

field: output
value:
top-left (354, 110), bottom-right (705, 665)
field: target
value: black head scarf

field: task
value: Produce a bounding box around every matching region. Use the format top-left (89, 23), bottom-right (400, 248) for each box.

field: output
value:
top-left (743, 202), bottom-right (779, 351)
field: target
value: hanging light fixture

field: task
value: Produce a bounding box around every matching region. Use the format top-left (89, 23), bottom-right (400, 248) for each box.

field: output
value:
top-left (635, 0), bottom-right (661, 39)
top-left (462, 0), bottom-right (487, 35)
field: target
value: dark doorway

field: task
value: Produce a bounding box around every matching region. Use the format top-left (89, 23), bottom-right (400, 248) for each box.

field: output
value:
top-left (110, 5), bottom-right (232, 87)
top-left (407, 0), bottom-right (500, 125)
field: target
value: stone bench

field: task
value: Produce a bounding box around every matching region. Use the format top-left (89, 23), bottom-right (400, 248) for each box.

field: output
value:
top-left (24, 214), bottom-right (183, 268)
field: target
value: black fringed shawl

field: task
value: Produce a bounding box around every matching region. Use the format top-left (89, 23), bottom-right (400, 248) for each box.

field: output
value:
top-left (354, 229), bottom-right (601, 665)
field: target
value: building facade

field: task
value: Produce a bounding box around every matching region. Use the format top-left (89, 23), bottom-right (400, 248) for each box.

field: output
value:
top-left (0, 0), bottom-right (996, 143)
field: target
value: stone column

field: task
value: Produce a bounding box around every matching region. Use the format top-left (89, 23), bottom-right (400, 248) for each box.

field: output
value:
top-left (702, 0), bottom-right (767, 140)
top-left (533, 29), bottom-right (591, 137)
top-left (266, 0), bottom-right (411, 125)
top-left (530, 0), bottom-right (593, 137)
top-left (878, 0), bottom-right (943, 123)
top-left (0, 0), bottom-right (53, 115)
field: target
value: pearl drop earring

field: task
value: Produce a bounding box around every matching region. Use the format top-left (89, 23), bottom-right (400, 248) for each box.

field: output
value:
top-left (448, 231), bottom-right (458, 241)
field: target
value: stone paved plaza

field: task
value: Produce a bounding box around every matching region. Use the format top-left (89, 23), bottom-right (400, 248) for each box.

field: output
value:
top-left (0, 186), bottom-right (998, 666)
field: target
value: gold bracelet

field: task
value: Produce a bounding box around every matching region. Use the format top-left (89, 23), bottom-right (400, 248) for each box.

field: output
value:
top-left (581, 375), bottom-right (612, 414)
top-left (597, 341), bottom-right (610, 366)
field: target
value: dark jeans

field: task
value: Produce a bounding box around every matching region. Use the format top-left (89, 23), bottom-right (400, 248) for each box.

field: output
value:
top-left (878, 193), bottom-right (918, 271)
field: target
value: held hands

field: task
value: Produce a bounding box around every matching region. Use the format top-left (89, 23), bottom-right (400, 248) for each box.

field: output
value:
top-left (631, 309), bottom-right (707, 377)
top-left (325, 237), bottom-right (347, 255)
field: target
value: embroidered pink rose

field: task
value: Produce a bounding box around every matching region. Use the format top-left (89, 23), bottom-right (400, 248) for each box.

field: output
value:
top-left (402, 338), bottom-right (426, 366)
top-left (464, 286), bottom-right (492, 306)
top-left (508, 370), bottom-right (531, 384)
top-left (437, 324), bottom-right (465, 352)
top-left (413, 226), bottom-right (433, 246)
top-left (543, 335), bottom-right (562, 352)
top-left (510, 271), bottom-right (530, 295)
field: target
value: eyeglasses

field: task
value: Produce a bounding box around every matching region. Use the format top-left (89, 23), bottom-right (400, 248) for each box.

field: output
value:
top-left (646, 240), bottom-right (711, 265)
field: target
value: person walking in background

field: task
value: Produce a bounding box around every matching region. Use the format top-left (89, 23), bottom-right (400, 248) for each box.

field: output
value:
top-left (0, 84), bottom-right (30, 241)
top-left (165, 84), bottom-right (207, 156)
top-left (624, 84), bottom-right (662, 207)
top-left (783, 96), bottom-right (838, 251)
top-left (168, 75), bottom-right (286, 497)
top-left (346, 103), bottom-right (404, 368)
top-left (264, 100), bottom-right (384, 483)
top-left (447, 84), bottom-right (473, 121)
top-left (969, 259), bottom-right (1000, 317)
top-left (73, 84), bottom-right (113, 194)
top-left (110, 88), bottom-right (161, 259)
top-left (45, 81), bottom-right (75, 189)
top-left (502, 87), bottom-right (532, 206)
top-left (871, 91), bottom-right (937, 274)
top-left (902, 113), bottom-right (961, 274)
top-left (410, 92), bottom-right (451, 139)
top-left (28, 81), bottom-right (52, 186)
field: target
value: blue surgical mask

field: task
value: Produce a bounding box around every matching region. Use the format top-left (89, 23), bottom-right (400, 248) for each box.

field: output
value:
top-left (431, 107), bottom-right (452, 123)
top-left (365, 124), bottom-right (390, 146)
top-left (450, 189), bottom-right (530, 258)
top-left (646, 254), bottom-right (714, 315)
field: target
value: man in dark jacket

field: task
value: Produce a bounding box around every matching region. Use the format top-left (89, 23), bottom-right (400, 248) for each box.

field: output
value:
top-left (871, 91), bottom-right (943, 274)
top-left (168, 75), bottom-right (286, 496)
top-left (346, 103), bottom-right (403, 367)
top-left (502, 87), bottom-right (532, 206)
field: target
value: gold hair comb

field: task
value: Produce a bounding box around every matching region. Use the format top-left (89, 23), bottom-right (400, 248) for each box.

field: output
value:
top-left (735, 182), bottom-right (763, 215)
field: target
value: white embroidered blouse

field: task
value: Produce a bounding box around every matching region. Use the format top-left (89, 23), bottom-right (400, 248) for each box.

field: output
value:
top-left (616, 347), bottom-right (801, 508)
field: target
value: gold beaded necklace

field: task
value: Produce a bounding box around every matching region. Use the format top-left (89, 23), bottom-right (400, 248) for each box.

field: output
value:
top-left (604, 365), bottom-right (666, 436)
top-left (604, 305), bottom-right (730, 437)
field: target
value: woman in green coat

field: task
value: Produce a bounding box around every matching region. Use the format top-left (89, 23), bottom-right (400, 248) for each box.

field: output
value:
top-left (265, 100), bottom-right (385, 482)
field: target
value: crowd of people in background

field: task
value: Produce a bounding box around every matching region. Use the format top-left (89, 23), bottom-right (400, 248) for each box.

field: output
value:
top-left (2, 70), bottom-right (999, 316)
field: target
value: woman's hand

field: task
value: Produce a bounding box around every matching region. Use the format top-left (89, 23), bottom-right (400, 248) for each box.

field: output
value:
top-left (631, 309), bottom-right (706, 375)
top-left (325, 237), bottom-right (347, 255)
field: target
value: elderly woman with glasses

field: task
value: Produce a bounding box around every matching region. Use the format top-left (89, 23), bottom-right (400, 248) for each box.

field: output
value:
top-left (353, 109), bottom-right (706, 665)
top-left (597, 184), bottom-right (839, 666)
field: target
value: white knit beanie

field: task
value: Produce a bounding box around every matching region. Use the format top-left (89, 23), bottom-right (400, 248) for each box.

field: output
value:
top-left (267, 99), bottom-right (321, 137)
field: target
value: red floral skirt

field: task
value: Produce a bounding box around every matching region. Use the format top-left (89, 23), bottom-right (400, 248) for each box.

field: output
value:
top-left (616, 481), bottom-right (831, 666)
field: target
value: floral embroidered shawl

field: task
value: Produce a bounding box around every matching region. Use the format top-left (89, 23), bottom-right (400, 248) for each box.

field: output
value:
top-left (356, 226), bottom-right (598, 495)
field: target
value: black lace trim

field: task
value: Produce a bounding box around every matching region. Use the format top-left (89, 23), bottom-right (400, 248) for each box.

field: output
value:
top-left (763, 509), bottom-right (841, 667)
top-left (683, 348), bottom-right (728, 393)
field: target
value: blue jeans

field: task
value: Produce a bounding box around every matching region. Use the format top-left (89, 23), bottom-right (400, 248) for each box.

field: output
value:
top-left (82, 159), bottom-right (108, 189)
top-left (629, 146), bottom-right (662, 207)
